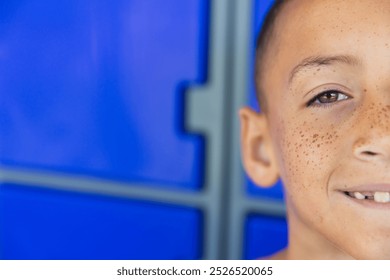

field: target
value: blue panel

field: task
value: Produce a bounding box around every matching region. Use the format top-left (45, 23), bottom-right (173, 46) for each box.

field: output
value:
top-left (244, 214), bottom-right (287, 260)
top-left (0, 0), bottom-right (209, 190)
top-left (0, 183), bottom-right (202, 259)
top-left (246, 0), bottom-right (284, 200)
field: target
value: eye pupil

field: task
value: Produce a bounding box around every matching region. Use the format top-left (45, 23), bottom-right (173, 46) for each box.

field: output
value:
top-left (318, 91), bottom-right (338, 103)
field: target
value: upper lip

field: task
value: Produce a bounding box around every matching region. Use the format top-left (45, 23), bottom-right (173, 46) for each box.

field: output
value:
top-left (339, 184), bottom-right (390, 193)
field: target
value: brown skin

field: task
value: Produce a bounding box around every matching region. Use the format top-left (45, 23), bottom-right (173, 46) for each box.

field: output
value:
top-left (240, 0), bottom-right (390, 259)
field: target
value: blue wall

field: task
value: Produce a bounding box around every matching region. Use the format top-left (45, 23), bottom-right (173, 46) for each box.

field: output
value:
top-left (0, 0), bottom-right (287, 259)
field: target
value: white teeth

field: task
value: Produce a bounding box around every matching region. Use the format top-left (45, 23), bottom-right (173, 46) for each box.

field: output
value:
top-left (354, 192), bottom-right (365, 200)
top-left (349, 191), bottom-right (390, 203)
top-left (374, 192), bottom-right (390, 203)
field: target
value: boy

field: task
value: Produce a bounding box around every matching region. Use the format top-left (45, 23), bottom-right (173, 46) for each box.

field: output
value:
top-left (240, 0), bottom-right (390, 259)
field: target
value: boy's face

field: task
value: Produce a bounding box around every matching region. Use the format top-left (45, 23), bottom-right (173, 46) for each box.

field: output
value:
top-left (247, 0), bottom-right (390, 259)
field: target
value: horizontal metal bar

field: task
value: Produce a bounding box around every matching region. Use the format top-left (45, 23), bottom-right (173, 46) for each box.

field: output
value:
top-left (242, 196), bottom-right (286, 217)
top-left (0, 167), bottom-right (206, 208)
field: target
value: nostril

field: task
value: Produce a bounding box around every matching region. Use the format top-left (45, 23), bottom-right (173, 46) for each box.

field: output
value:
top-left (362, 151), bottom-right (377, 156)
top-left (353, 137), bottom-right (390, 161)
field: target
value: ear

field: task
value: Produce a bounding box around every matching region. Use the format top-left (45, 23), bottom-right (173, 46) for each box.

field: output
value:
top-left (239, 107), bottom-right (279, 187)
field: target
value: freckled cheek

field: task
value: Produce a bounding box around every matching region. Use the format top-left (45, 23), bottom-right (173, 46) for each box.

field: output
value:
top-left (276, 127), bottom-right (341, 187)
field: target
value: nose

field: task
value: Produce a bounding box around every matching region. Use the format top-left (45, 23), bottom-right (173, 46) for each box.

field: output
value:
top-left (353, 104), bottom-right (390, 163)
top-left (353, 136), bottom-right (390, 162)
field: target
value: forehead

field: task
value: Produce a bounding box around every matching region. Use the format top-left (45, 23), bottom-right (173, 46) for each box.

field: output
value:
top-left (263, 0), bottom-right (390, 96)
top-left (277, 0), bottom-right (390, 34)
top-left (274, 0), bottom-right (390, 55)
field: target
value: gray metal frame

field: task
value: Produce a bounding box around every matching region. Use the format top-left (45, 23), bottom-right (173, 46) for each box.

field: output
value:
top-left (226, 0), bottom-right (285, 259)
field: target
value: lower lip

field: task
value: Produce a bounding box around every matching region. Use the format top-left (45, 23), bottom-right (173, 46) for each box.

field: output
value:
top-left (339, 191), bottom-right (390, 210)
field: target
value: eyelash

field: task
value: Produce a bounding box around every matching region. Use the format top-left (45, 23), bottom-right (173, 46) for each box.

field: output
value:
top-left (306, 90), bottom-right (350, 108)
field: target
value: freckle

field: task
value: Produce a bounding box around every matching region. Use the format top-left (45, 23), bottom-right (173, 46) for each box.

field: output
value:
top-left (363, 89), bottom-right (367, 92)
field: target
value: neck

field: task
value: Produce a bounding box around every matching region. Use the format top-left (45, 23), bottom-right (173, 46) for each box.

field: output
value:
top-left (285, 203), bottom-right (354, 260)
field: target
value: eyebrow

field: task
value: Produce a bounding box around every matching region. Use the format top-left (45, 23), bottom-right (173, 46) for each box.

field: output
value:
top-left (288, 55), bottom-right (362, 85)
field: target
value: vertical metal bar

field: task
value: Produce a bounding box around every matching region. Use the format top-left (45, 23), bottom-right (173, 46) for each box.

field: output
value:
top-left (226, 0), bottom-right (253, 260)
top-left (227, 0), bottom-right (287, 260)
top-left (186, 0), bottom-right (232, 260)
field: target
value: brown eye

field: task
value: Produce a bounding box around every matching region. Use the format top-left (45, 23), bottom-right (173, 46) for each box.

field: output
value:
top-left (318, 91), bottom-right (339, 103)
top-left (307, 90), bottom-right (349, 107)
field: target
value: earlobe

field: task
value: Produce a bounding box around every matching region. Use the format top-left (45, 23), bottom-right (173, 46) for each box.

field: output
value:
top-left (239, 107), bottom-right (279, 187)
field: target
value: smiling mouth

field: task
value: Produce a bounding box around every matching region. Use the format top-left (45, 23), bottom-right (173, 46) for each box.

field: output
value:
top-left (344, 191), bottom-right (390, 203)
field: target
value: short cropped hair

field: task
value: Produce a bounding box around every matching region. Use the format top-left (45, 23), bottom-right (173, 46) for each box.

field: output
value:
top-left (255, 0), bottom-right (289, 112)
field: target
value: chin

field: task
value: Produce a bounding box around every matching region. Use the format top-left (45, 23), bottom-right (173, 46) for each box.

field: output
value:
top-left (346, 242), bottom-right (390, 260)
